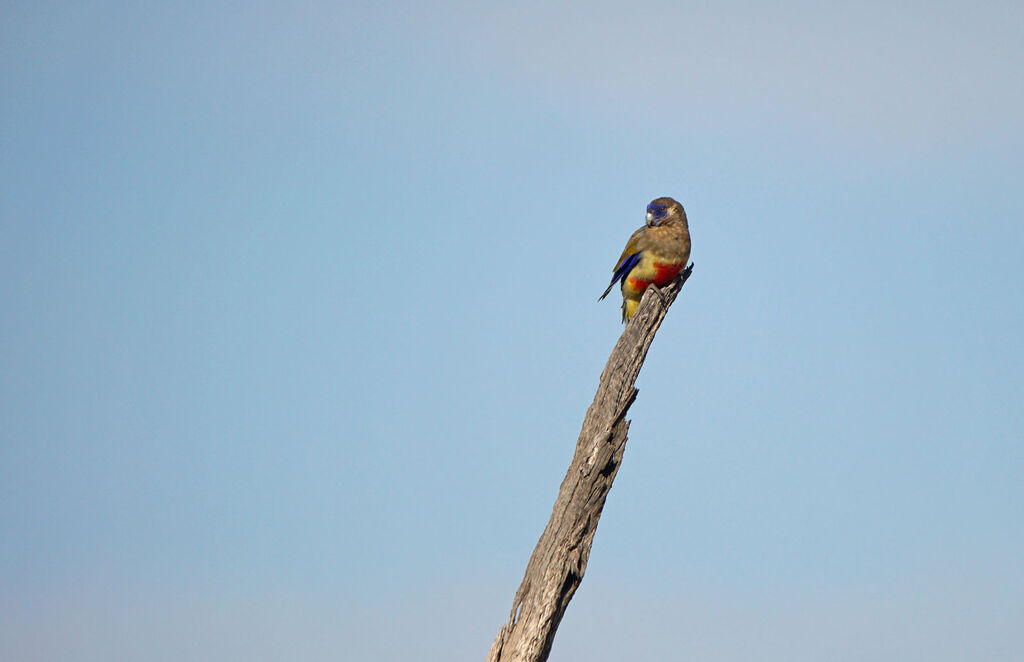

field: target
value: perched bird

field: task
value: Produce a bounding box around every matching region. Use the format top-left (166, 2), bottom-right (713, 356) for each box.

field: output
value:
top-left (600, 197), bottom-right (691, 321)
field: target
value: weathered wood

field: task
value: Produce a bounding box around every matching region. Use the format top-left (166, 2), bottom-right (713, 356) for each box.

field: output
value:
top-left (486, 264), bottom-right (694, 662)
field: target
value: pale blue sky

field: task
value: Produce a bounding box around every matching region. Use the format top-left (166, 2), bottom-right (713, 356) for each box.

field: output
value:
top-left (2, 2), bottom-right (1022, 660)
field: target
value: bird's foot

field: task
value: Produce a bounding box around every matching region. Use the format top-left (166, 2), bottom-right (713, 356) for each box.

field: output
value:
top-left (650, 284), bottom-right (668, 307)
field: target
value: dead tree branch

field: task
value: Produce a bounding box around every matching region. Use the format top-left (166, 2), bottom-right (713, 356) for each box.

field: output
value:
top-left (486, 264), bottom-right (694, 662)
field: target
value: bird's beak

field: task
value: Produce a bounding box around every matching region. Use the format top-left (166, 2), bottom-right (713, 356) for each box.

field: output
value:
top-left (645, 211), bottom-right (654, 226)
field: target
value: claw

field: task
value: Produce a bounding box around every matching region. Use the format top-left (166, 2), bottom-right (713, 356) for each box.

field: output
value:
top-left (650, 284), bottom-right (667, 307)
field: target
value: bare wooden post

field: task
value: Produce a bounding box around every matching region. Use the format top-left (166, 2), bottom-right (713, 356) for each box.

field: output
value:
top-left (486, 264), bottom-right (694, 662)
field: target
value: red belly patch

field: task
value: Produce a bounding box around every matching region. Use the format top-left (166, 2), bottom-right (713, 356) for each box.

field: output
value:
top-left (625, 277), bottom-right (651, 293)
top-left (652, 261), bottom-right (683, 286)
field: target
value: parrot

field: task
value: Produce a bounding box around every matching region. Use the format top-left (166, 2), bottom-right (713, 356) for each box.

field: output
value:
top-left (600, 197), bottom-right (691, 321)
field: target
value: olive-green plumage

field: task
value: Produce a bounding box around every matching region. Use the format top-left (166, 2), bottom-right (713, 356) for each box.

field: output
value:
top-left (600, 197), bottom-right (691, 321)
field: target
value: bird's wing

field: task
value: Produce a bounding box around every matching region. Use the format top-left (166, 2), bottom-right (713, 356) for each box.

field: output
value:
top-left (599, 227), bottom-right (646, 300)
top-left (613, 227), bottom-right (646, 270)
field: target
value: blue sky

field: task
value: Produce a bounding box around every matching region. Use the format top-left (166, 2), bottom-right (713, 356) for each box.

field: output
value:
top-left (2, 2), bottom-right (1022, 660)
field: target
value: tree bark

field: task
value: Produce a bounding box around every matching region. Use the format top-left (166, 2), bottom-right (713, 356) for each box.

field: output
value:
top-left (486, 264), bottom-right (694, 662)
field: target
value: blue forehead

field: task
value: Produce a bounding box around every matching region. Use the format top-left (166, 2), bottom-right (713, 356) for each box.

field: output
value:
top-left (647, 202), bottom-right (667, 217)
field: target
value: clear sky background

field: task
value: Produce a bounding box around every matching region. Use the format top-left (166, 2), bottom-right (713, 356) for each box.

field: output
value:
top-left (2, 2), bottom-right (1022, 660)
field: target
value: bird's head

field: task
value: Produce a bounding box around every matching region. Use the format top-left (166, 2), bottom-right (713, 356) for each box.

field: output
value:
top-left (645, 197), bottom-right (687, 228)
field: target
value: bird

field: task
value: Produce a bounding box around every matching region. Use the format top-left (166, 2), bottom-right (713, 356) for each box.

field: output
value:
top-left (600, 197), bottom-right (691, 321)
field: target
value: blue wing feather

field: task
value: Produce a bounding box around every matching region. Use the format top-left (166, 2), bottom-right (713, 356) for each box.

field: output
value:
top-left (599, 251), bottom-right (642, 300)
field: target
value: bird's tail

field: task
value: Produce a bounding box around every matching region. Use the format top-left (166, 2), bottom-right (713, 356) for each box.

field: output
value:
top-left (622, 297), bottom-right (640, 321)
